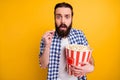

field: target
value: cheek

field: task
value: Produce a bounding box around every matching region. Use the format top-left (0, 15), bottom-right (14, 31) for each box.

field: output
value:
top-left (66, 20), bottom-right (72, 26)
top-left (55, 19), bottom-right (61, 26)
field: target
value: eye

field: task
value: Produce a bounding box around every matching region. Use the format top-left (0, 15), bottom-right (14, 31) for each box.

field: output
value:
top-left (56, 15), bottom-right (61, 19)
top-left (65, 15), bottom-right (70, 19)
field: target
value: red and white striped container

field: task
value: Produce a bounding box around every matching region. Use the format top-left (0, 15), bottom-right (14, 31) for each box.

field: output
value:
top-left (65, 44), bottom-right (92, 75)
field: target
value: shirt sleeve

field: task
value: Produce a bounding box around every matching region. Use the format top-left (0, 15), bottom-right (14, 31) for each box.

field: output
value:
top-left (39, 38), bottom-right (45, 57)
top-left (79, 30), bottom-right (88, 46)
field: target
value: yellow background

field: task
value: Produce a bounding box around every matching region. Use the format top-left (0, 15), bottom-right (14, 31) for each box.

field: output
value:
top-left (0, 0), bottom-right (120, 80)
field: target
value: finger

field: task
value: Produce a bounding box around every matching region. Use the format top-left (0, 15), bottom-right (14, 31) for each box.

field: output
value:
top-left (47, 30), bottom-right (55, 35)
top-left (71, 64), bottom-right (82, 70)
top-left (81, 72), bottom-right (85, 76)
top-left (46, 31), bottom-right (55, 38)
top-left (43, 33), bottom-right (53, 40)
top-left (82, 62), bottom-right (89, 65)
top-left (46, 33), bottom-right (54, 38)
top-left (47, 36), bottom-right (52, 40)
top-left (43, 30), bottom-right (54, 38)
top-left (76, 72), bottom-right (85, 76)
top-left (50, 31), bottom-right (55, 35)
top-left (70, 67), bottom-right (83, 74)
top-left (74, 73), bottom-right (83, 77)
top-left (73, 70), bottom-right (85, 75)
top-left (74, 73), bottom-right (80, 77)
top-left (43, 33), bottom-right (50, 38)
top-left (71, 71), bottom-right (74, 75)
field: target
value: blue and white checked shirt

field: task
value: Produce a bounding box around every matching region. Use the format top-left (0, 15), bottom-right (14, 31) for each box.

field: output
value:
top-left (40, 28), bottom-right (88, 80)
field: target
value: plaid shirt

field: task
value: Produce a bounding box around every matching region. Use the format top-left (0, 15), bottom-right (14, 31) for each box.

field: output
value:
top-left (40, 28), bottom-right (88, 80)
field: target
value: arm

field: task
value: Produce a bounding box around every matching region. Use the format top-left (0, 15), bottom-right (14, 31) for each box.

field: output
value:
top-left (40, 45), bottom-right (51, 68)
top-left (70, 30), bottom-right (94, 77)
top-left (89, 56), bottom-right (95, 66)
top-left (39, 31), bottom-right (54, 68)
top-left (70, 56), bottom-right (95, 77)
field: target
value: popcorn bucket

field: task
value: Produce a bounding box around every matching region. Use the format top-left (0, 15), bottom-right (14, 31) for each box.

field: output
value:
top-left (65, 44), bottom-right (92, 75)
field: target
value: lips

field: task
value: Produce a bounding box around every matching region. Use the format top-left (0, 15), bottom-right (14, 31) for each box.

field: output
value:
top-left (60, 24), bottom-right (67, 28)
top-left (59, 26), bottom-right (67, 30)
top-left (59, 24), bottom-right (67, 30)
top-left (60, 25), bottom-right (66, 28)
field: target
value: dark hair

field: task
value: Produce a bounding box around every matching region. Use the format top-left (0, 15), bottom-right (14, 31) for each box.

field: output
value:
top-left (54, 2), bottom-right (73, 16)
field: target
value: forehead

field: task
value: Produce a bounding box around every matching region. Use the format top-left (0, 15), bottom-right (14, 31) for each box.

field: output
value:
top-left (55, 7), bottom-right (72, 15)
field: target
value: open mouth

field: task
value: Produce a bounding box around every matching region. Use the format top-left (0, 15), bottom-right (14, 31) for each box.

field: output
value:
top-left (60, 27), bottom-right (67, 31)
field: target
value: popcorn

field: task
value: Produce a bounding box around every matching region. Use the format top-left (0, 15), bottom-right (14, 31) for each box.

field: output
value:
top-left (66, 44), bottom-right (90, 51)
top-left (65, 44), bottom-right (92, 75)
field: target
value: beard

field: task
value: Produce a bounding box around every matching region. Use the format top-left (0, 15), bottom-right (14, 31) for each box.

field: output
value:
top-left (55, 22), bottom-right (72, 38)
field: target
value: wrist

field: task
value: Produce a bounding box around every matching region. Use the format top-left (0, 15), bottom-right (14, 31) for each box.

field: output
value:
top-left (45, 44), bottom-right (51, 48)
top-left (45, 44), bottom-right (50, 47)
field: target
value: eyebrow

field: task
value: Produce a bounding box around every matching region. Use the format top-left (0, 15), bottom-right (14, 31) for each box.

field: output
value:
top-left (56, 14), bottom-right (61, 15)
top-left (55, 13), bottom-right (71, 16)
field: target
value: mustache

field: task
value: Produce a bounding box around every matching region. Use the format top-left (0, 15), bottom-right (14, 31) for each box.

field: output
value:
top-left (59, 24), bottom-right (67, 28)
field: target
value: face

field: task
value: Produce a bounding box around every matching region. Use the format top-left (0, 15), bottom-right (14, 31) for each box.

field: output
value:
top-left (55, 7), bottom-right (72, 37)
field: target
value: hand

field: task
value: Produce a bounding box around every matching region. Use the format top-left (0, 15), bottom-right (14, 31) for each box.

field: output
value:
top-left (42, 30), bottom-right (55, 47)
top-left (70, 62), bottom-right (94, 77)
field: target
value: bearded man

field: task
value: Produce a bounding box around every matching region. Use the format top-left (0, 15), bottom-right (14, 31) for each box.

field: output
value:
top-left (39, 2), bottom-right (94, 80)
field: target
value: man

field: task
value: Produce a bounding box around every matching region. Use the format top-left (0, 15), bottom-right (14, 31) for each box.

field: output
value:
top-left (39, 2), bottom-right (94, 80)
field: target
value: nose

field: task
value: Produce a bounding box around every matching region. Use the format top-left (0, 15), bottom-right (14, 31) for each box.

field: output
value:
top-left (61, 17), bottom-right (65, 24)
